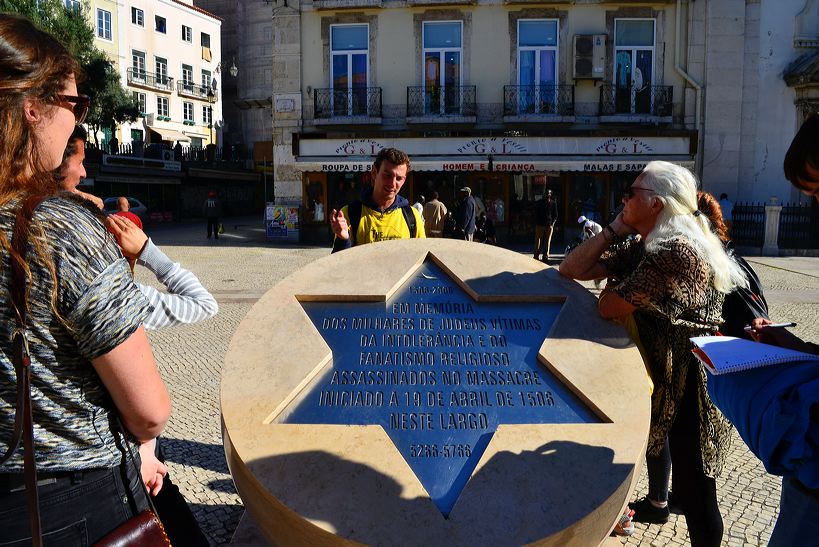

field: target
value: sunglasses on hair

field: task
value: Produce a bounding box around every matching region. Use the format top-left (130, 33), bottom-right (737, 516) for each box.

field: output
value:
top-left (55, 94), bottom-right (90, 125)
top-left (624, 186), bottom-right (655, 200)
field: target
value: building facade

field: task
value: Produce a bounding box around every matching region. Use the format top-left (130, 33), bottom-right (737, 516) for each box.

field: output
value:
top-left (266, 0), bottom-right (818, 245)
top-left (116, 0), bottom-right (223, 150)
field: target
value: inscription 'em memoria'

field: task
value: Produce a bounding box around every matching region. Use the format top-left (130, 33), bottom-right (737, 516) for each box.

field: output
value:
top-left (282, 260), bottom-right (600, 516)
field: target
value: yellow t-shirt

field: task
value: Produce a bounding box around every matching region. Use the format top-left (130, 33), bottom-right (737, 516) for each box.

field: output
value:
top-left (337, 203), bottom-right (426, 246)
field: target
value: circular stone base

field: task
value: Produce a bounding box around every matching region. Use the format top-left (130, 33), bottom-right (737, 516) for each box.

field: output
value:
top-left (222, 239), bottom-right (650, 546)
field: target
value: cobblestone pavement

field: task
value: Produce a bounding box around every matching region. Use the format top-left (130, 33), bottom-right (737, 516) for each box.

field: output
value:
top-left (139, 218), bottom-right (819, 546)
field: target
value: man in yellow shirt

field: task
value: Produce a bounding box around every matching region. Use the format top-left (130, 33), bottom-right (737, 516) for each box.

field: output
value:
top-left (331, 148), bottom-right (425, 251)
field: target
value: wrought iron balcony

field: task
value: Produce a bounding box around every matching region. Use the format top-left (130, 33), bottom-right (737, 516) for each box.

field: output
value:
top-left (599, 84), bottom-right (673, 117)
top-left (127, 68), bottom-right (174, 93)
top-left (406, 85), bottom-right (476, 118)
top-left (177, 80), bottom-right (213, 101)
top-left (503, 85), bottom-right (575, 117)
top-left (313, 87), bottom-right (382, 119)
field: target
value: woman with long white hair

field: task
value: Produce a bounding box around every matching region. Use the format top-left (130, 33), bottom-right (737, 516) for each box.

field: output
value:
top-left (560, 161), bottom-right (747, 546)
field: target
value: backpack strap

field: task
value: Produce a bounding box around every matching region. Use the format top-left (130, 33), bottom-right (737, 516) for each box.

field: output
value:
top-left (347, 201), bottom-right (362, 246)
top-left (401, 205), bottom-right (417, 238)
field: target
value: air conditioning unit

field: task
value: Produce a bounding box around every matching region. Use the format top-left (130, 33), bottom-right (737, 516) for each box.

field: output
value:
top-left (573, 34), bottom-right (606, 79)
top-left (161, 149), bottom-right (175, 161)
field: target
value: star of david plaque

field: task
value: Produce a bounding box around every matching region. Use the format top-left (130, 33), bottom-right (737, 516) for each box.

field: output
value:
top-left (222, 240), bottom-right (651, 546)
top-left (278, 259), bottom-right (600, 516)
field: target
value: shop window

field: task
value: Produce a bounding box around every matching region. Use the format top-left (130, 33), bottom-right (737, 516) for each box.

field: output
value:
top-left (303, 177), bottom-right (327, 223)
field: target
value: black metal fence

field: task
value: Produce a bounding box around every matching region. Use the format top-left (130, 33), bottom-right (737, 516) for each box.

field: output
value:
top-left (177, 80), bottom-right (212, 100)
top-left (313, 87), bottom-right (382, 118)
top-left (503, 85), bottom-right (575, 116)
top-left (778, 202), bottom-right (819, 249)
top-left (731, 202), bottom-right (765, 246)
top-left (126, 68), bottom-right (173, 92)
top-left (406, 85), bottom-right (476, 117)
top-left (599, 84), bottom-right (673, 117)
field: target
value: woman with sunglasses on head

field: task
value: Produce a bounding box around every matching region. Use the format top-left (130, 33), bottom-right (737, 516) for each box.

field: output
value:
top-left (0, 14), bottom-right (171, 544)
top-left (560, 161), bottom-right (747, 546)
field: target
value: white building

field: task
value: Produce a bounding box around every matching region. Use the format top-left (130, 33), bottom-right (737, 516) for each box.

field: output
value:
top-left (118, 0), bottom-right (223, 149)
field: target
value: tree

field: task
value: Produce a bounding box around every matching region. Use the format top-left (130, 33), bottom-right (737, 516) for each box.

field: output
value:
top-left (83, 52), bottom-right (140, 147)
top-left (1, 0), bottom-right (139, 145)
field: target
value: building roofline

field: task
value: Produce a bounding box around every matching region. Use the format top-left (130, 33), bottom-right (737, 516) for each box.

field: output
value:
top-left (172, 0), bottom-right (223, 22)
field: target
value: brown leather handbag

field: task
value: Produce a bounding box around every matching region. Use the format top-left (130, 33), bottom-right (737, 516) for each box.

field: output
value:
top-left (2, 195), bottom-right (171, 547)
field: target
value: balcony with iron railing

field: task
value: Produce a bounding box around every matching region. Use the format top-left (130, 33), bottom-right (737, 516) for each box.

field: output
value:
top-left (127, 67), bottom-right (174, 93)
top-left (503, 85), bottom-right (575, 122)
top-left (177, 80), bottom-right (214, 101)
top-left (599, 84), bottom-right (673, 123)
top-left (406, 85), bottom-right (476, 122)
top-left (313, 87), bottom-right (382, 124)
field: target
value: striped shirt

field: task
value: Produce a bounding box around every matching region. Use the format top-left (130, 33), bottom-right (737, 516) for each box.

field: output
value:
top-left (0, 198), bottom-right (150, 471)
top-left (136, 240), bottom-right (218, 330)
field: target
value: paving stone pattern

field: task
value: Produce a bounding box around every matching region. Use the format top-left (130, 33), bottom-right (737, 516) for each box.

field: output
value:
top-left (140, 219), bottom-right (819, 546)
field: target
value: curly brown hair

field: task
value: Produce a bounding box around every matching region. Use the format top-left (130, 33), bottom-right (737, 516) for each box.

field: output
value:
top-left (697, 191), bottom-right (729, 242)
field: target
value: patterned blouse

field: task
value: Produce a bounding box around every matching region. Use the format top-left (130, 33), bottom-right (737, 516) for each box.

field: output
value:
top-left (0, 198), bottom-right (150, 471)
top-left (602, 236), bottom-right (732, 478)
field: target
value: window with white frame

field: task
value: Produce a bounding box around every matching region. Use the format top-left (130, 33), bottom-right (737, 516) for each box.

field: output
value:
top-left (201, 69), bottom-right (212, 91)
top-left (131, 50), bottom-right (146, 81)
top-left (64, 0), bottom-right (80, 11)
top-left (517, 19), bottom-right (558, 114)
top-left (422, 21), bottom-right (463, 115)
top-left (97, 9), bottom-right (112, 40)
top-left (182, 64), bottom-right (193, 90)
top-left (155, 56), bottom-right (168, 87)
top-left (202, 105), bottom-right (212, 125)
top-left (157, 97), bottom-right (169, 117)
top-left (330, 24), bottom-right (368, 116)
top-left (613, 19), bottom-right (655, 114)
top-left (201, 32), bottom-right (211, 48)
top-left (182, 25), bottom-right (192, 43)
top-left (183, 102), bottom-right (194, 122)
top-left (131, 7), bottom-right (143, 27)
top-left (155, 15), bottom-right (166, 34)
top-left (132, 91), bottom-right (146, 114)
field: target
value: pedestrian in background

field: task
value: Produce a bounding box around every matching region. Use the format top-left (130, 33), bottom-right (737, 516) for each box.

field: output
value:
top-left (533, 189), bottom-right (558, 261)
top-left (718, 193), bottom-right (733, 233)
top-left (423, 191), bottom-right (448, 237)
top-left (203, 191), bottom-right (222, 240)
top-left (115, 196), bottom-right (143, 229)
top-left (455, 186), bottom-right (476, 241)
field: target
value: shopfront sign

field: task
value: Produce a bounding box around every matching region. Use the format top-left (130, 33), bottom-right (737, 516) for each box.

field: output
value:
top-left (299, 135), bottom-right (692, 158)
top-left (299, 158), bottom-right (694, 173)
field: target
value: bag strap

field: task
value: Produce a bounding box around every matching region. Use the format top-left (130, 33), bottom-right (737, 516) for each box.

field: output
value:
top-left (401, 206), bottom-right (417, 238)
top-left (4, 195), bottom-right (47, 547)
top-left (117, 418), bottom-right (162, 517)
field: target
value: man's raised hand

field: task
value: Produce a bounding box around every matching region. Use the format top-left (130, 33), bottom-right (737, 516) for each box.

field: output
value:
top-left (330, 209), bottom-right (350, 240)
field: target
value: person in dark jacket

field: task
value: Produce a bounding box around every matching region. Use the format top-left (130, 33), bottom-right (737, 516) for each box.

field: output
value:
top-left (202, 191), bottom-right (222, 239)
top-left (533, 189), bottom-right (558, 261)
top-left (455, 186), bottom-right (476, 241)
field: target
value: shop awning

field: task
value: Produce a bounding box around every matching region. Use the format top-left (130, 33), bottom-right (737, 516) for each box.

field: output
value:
top-left (294, 155), bottom-right (695, 173)
top-left (148, 126), bottom-right (190, 143)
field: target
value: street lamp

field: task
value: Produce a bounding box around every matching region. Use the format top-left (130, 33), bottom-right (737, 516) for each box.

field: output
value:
top-left (215, 58), bottom-right (238, 78)
top-left (206, 89), bottom-right (216, 146)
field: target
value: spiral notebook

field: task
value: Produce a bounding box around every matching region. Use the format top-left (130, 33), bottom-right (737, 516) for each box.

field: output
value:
top-left (690, 336), bottom-right (818, 375)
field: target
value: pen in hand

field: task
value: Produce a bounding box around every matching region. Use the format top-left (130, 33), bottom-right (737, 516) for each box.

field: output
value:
top-left (743, 322), bottom-right (797, 331)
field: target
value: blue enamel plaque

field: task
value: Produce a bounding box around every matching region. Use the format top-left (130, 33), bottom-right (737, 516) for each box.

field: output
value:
top-left (282, 260), bottom-right (600, 516)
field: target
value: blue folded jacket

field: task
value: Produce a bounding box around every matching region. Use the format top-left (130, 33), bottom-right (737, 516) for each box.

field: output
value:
top-left (706, 360), bottom-right (819, 489)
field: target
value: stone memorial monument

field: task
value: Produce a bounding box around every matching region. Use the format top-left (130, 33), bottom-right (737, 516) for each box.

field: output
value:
top-left (222, 239), bottom-right (651, 546)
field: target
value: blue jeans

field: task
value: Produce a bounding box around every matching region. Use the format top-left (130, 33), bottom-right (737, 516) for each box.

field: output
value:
top-left (0, 464), bottom-right (148, 545)
top-left (769, 477), bottom-right (819, 547)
